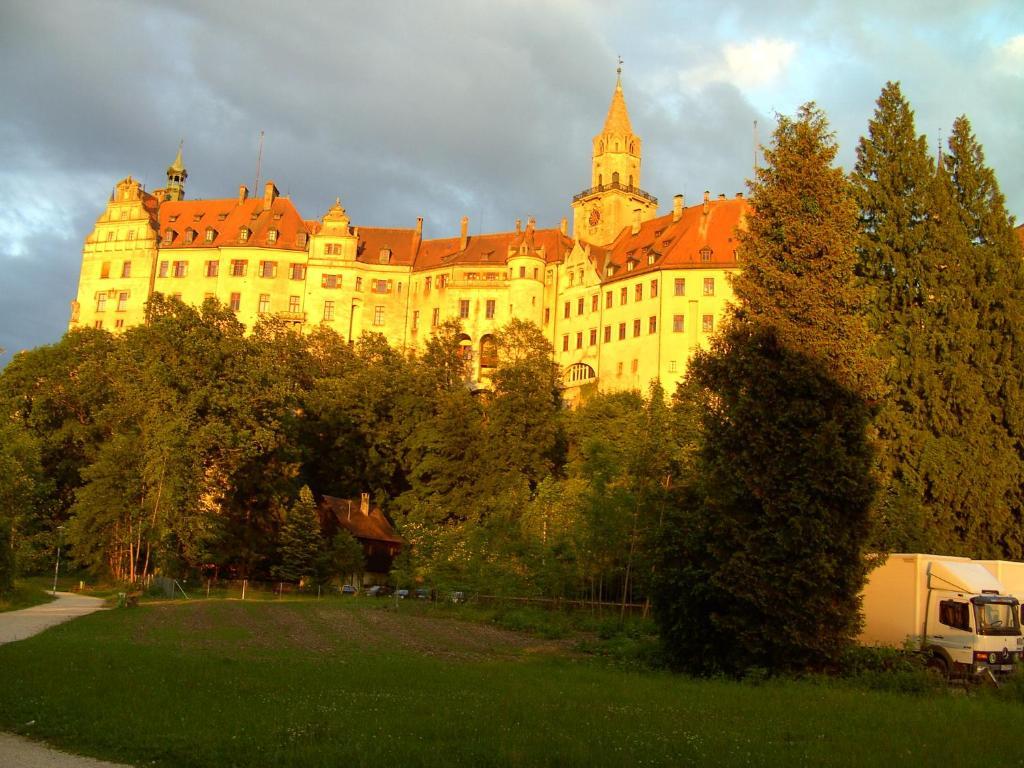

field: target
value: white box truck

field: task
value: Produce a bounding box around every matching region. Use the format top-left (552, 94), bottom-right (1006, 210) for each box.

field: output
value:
top-left (979, 560), bottom-right (1024, 609)
top-left (859, 553), bottom-right (1022, 678)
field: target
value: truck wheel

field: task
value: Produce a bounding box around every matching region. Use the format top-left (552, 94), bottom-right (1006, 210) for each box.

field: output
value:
top-left (926, 656), bottom-right (949, 679)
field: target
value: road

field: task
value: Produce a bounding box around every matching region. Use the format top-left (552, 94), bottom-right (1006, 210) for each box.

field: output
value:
top-left (0, 591), bottom-right (132, 767)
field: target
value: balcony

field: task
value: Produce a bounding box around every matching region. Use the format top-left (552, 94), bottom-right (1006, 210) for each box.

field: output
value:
top-left (572, 181), bottom-right (657, 205)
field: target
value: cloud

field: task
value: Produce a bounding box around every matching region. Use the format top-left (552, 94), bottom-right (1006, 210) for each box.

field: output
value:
top-left (723, 38), bottom-right (798, 89)
top-left (995, 34), bottom-right (1024, 76)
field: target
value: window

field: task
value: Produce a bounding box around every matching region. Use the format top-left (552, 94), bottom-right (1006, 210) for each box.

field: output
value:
top-left (324, 243), bottom-right (342, 256)
top-left (564, 301), bottom-right (571, 319)
top-left (158, 260), bottom-right (169, 278)
top-left (589, 328), bottom-right (597, 346)
top-left (562, 335), bottom-right (569, 352)
top-left (543, 307), bottom-right (551, 325)
top-left (437, 275), bottom-right (448, 288)
top-left (324, 300), bottom-right (335, 321)
top-left (618, 322), bottom-right (626, 340)
top-left (184, 229), bottom-right (195, 245)
top-left (700, 246), bottom-right (713, 262)
top-left (373, 306), bottom-right (385, 326)
top-left (121, 261), bottom-right (131, 278)
top-left (674, 278), bottom-right (685, 296)
top-left (631, 359), bottom-right (639, 373)
top-left (486, 299), bottom-right (496, 319)
top-left (576, 332), bottom-right (583, 349)
top-left (647, 253), bottom-right (655, 266)
top-left (162, 230), bottom-right (173, 245)
top-left (259, 261), bottom-right (277, 278)
top-left (633, 318), bottom-right (641, 337)
top-left (205, 260), bottom-right (219, 277)
top-left (239, 228), bottom-right (250, 242)
top-left (230, 260), bottom-right (247, 277)
top-left (703, 277), bottom-right (715, 296)
top-left (93, 320), bottom-right (103, 329)
top-left (100, 262), bottom-right (111, 279)
top-left (424, 276), bottom-right (432, 293)
top-left (115, 319), bottom-right (124, 329)
top-left (606, 291), bottom-right (613, 309)
top-left (519, 266), bottom-right (526, 278)
top-left (591, 294), bottom-right (599, 312)
top-left (627, 261), bottom-right (635, 272)
top-left (296, 232), bottom-right (308, 248)
top-left (649, 316), bottom-right (657, 334)
top-left (258, 294), bottom-right (270, 314)
top-left (355, 276), bottom-right (363, 292)
top-left (635, 284), bottom-right (643, 301)
top-left (173, 261), bottom-right (188, 278)
top-left (372, 280), bottom-right (391, 293)
top-left (127, 230), bottom-right (136, 241)
top-left (616, 362), bottom-right (623, 375)
top-left (578, 297), bottom-right (585, 315)
top-left (205, 228), bottom-right (215, 243)
top-left (229, 293), bottom-right (241, 312)
top-left (673, 315), bottom-right (685, 333)
top-left (620, 287), bottom-right (628, 305)
top-left (379, 247), bottom-right (391, 264)
top-left (289, 263), bottom-right (305, 280)
top-left (95, 294), bottom-right (107, 312)
top-left (116, 291), bottom-right (128, 311)
top-left (120, 210), bottom-right (128, 221)
top-left (651, 280), bottom-right (658, 298)
top-left (322, 274), bottom-right (340, 289)
top-left (533, 268), bottom-right (539, 279)
top-left (668, 360), bottom-right (677, 373)
top-left (603, 325), bottom-right (611, 343)
top-left (702, 314), bottom-right (714, 333)
top-left (459, 299), bottom-right (470, 319)
top-left (939, 600), bottom-right (971, 632)
top-left (267, 229), bottom-right (278, 244)
top-left (106, 231), bottom-right (114, 242)
top-left (431, 308), bottom-right (440, 327)
top-left (289, 295), bottom-right (300, 313)
top-left (411, 310), bottom-right (419, 329)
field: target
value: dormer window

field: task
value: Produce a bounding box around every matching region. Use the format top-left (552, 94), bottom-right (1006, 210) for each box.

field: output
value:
top-left (162, 229), bottom-right (175, 245)
top-left (218, 213), bottom-right (228, 221)
top-left (520, 244), bottom-right (528, 255)
top-left (267, 229), bottom-right (278, 244)
top-left (192, 214), bottom-right (203, 222)
top-left (239, 227), bottom-right (250, 242)
top-left (379, 247), bottom-right (391, 264)
top-left (205, 227), bottom-right (216, 243)
top-left (700, 246), bottom-right (713, 263)
top-left (647, 253), bottom-right (656, 265)
top-left (168, 215), bottom-right (179, 223)
top-left (273, 213), bottom-right (283, 221)
top-left (627, 261), bottom-right (635, 272)
top-left (184, 228), bottom-right (196, 245)
top-left (605, 265), bottom-right (614, 277)
top-left (296, 232), bottom-right (308, 248)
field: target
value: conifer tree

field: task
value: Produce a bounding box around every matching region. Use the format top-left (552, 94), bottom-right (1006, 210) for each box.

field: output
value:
top-left (655, 104), bottom-right (877, 674)
top-left (274, 486), bottom-right (322, 583)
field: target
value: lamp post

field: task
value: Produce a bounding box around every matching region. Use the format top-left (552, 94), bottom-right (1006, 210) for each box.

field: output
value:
top-left (51, 525), bottom-right (64, 595)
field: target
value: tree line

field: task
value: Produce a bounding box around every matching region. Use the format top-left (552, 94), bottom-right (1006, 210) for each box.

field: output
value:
top-left (1, 83), bottom-right (1022, 674)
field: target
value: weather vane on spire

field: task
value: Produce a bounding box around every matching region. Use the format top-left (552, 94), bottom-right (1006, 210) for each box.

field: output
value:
top-left (617, 55), bottom-right (623, 77)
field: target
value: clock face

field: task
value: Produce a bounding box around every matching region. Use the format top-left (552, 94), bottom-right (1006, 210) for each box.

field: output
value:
top-left (589, 208), bottom-right (601, 226)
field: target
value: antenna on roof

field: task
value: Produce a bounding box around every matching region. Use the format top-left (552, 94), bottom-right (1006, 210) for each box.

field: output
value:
top-left (753, 119), bottom-right (759, 174)
top-left (254, 130), bottom-right (265, 191)
top-left (936, 127), bottom-right (943, 169)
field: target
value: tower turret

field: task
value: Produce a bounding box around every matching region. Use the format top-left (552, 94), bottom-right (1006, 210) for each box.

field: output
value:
top-left (571, 63), bottom-right (658, 245)
top-left (164, 142), bottom-right (187, 201)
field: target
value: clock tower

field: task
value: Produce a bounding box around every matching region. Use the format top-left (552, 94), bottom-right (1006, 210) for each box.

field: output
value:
top-left (571, 66), bottom-right (658, 245)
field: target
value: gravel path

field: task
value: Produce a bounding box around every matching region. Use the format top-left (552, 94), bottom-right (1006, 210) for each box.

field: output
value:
top-left (1, 592), bottom-right (130, 766)
top-left (0, 592), bottom-right (106, 645)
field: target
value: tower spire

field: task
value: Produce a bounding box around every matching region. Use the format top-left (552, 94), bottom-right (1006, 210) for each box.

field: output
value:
top-left (164, 140), bottom-right (187, 201)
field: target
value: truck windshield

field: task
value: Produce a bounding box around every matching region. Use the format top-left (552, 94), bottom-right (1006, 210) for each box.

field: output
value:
top-left (973, 601), bottom-right (1021, 636)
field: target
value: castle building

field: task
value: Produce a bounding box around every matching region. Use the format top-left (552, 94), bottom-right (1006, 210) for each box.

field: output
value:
top-left (70, 73), bottom-right (746, 403)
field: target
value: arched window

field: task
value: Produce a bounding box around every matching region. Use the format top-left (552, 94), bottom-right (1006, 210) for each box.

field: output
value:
top-left (565, 363), bottom-right (596, 384)
top-left (479, 335), bottom-right (497, 369)
top-left (612, 171), bottom-right (620, 185)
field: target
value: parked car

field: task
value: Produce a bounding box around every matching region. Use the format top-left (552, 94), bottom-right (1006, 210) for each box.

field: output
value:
top-left (449, 590), bottom-right (466, 604)
top-left (414, 588), bottom-right (431, 600)
top-left (340, 584), bottom-right (357, 595)
top-left (396, 589), bottom-right (410, 599)
top-left (365, 585), bottom-right (391, 597)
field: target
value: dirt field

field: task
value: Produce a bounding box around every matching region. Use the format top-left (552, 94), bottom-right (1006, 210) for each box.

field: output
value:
top-left (130, 600), bottom-right (571, 661)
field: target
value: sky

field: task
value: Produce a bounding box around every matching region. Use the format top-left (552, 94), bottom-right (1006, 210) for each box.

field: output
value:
top-left (1, 0), bottom-right (1022, 366)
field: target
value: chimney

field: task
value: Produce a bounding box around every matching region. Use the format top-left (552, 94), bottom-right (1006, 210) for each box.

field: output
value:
top-left (263, 180), bottom-right (278, 211)
top-left (718, 193), bottom-right (726, 200)
top-left (238, 184), bottom-right (248, 205)
top-left (460, 216), bottom-right (469, 250)
top-left (672, 194), bottom-right (683, 222)
top-left (736, 192), bottom-right (744, 199)
top-left (415, 217), bottom-right (423, 236)
top-left (360, 492), bottom-right (370, 516)
top-left (412, 216), bottom-right (423, 257)
top-left (631, 208), bottom-right (641, 235)
top-left (703, 190), bottom-right (710, 215)
top-left (560, 217), bottom-right (568, 235)
top-left (515, 218), bottom-right (522, 235)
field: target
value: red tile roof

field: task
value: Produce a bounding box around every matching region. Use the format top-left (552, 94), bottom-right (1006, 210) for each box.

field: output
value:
top-left (157, 194), bottom-right (311, 251)
top-left (319, 495), bottom-right (403, 544)
top-left (413, 229), bottom-right (573, 271)
top-left (597, 197), bottom-right (748, 282)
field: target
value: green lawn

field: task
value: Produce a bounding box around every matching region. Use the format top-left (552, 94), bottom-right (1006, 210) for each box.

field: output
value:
top-left (0, 599), bottom-right (1021, 767)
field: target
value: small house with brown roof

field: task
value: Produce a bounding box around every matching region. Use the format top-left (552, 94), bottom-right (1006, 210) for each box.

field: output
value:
top-left (318, 493), bottom-right (403, 585)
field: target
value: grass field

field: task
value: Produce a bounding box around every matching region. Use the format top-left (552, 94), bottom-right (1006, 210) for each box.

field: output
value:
top-left (1, 599), bottom-right (1022, 767)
